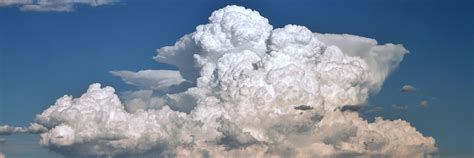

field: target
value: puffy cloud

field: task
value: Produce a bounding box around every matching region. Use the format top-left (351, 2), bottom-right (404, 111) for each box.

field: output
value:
top-left (1, 5), bottom-right (436, 158)
top-left (0, 125), bottom-right (23, 135)
top-left (0, 123), bottom-right (47, 135)
top-left (0, 0), bottom-right (116, 12)
top-left (119, 90), bottom-right (166, 112)
top-left (315, 33), bottom-right (408, 93)
top-left (34, 83), bottom-right (200, 157)
top-left (420, 100), bottom-right (429, 107)
top-left (110, 70), bottom-right (195, 113)
top-left (401, 85), bottom-right (416, 93)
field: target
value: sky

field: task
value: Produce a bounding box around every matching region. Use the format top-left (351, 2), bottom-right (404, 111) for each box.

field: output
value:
top-left (0, 0), bottom-right (473, 157)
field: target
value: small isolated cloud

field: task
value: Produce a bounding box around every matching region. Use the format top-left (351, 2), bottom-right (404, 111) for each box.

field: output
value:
top-left (401, 85), bottom-right (416, 93)
top-left (0, 0), bottom-right (117, 12)
top-left (392, 104), bottom-right (408, 112)
top-left (420, 100), bottom-right (429, 108)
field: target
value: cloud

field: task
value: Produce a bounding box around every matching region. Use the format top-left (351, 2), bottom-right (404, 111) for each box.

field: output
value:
top-left (315, 33), bottom-right (407, 93)
top-left (110, 70), bottom-right (186, 92)
top-left (0, 0), bottom-right (116, 12)
top-left (0, 123), bottom-right (47, 135)
top-left (420, 100), bottom-right (429, 107)
top-left (0, 152), bottom-right (4, 158)
top-left (0, 5), bottom-right (436, 158)
top-left (401, 85), bottom-right (416, 93)
top-left (110, 70), bottom-right (195, 113)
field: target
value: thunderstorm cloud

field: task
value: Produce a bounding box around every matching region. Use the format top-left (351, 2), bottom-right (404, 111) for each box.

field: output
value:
top-left (0, 5), bottom-right (436, 158)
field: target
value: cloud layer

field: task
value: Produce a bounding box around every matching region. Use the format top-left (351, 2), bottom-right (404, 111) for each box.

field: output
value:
top-left (0, 0), bottom-right (116, 12)
top-left (1, 5), bottom-right (436, 158)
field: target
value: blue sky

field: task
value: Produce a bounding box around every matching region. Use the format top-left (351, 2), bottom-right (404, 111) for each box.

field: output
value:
top-left (0, 0), bottom-right (472, 157)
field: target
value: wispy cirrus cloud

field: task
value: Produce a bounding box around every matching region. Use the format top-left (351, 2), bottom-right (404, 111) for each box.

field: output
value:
top-left (0, 0), bottom-right (117, 12)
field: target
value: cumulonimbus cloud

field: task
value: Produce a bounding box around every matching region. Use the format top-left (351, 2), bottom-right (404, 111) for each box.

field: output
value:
top-left (0, 5), bottom-right (437, 158)
top-left (0, 0), bottom-right (117, 12)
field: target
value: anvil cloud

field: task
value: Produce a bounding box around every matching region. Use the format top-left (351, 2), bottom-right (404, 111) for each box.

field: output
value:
top-left (1, 5), bottom-right (436, 158)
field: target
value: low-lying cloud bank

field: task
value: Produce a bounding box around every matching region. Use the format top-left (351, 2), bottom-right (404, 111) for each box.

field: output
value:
top-left (0, 5), bottom-right (436, 158)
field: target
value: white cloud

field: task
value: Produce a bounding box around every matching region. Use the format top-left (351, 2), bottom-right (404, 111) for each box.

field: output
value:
top-left (0, 5), bottom-right (437, 158)
top-left (420, 100), bottom-right (429, 107)
top-left (401, 85), bottom-right (416, 92)
top-left (315, 33), bottom-right (407, 93)
top-left (0, 0), bottom-right (116, 12)
top-left (0, 152), bottom-right (4, 158)
top-left (110, 70), bottom-right (186, 91)
top-left (0, 0), bottom-right (31, 6)
top-left (0, 123), bottom-right (47, 135)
